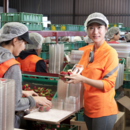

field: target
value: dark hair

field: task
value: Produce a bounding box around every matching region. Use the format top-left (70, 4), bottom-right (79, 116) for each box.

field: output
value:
top-left (115, 32), bottom-right (119, 35)
top-left (0, 36), bottom-right (23, 46)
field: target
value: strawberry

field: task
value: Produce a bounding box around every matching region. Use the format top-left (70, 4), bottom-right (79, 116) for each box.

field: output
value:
top-left (68, 72), bottom-right (72, 76)
top-left (60, 71), bottom-right (67, 74)
top-left (34, 86), bottom-right (37, 89)
top-left (22, 85), bottom-right (26, 90)
top-left (43, 87), bottom-right (46, 90)
top-left (45, 90), bottom-right (48, 92)
top-left (48, 97), bottom-right (52, 101)
top-left (50, 94), bottom-right (54, 97)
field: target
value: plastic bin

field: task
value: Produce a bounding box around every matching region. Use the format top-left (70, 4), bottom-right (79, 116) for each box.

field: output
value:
top-left (63, 64), bottom-right (74, 72)
top-left (75, 108), bottom-right (84, 121)
top-left (120, 27), bottom-right (126, 32)
top-left (61, 24), bottom-right (66, 31)
top-left (41, 52), bottom-right (49, 60)
top-left (42, 43), bottom-right (49, 51)
top-left (124, 69), bottom-right (130, 81)
top-left (122, 81), bottom-right (130, 89)
top-left (22, 74), bottom-right (59, 85)
top-left (109, 23), bottom-right (123, 28)
top-left (71, 41), bottom-right (82, 50)
top-left (51, 24), bottom-right (61, 31)
top-left (31, 122), bottom-right (78, 130)
top-left (126, 27), bottom-right (130, 32)
top-left (59, 42), bottom-right (72, 51)
top-left (1, 12), bottom-right (43, 22)
top-left (79, 25), bottom-right (84, 31)
top-left (1, 21), bottom-right (43, 31)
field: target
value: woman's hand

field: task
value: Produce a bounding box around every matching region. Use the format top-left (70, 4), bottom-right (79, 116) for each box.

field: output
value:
top-left (22, 90), bottom-right (38, 97)
top-left (33, 96), bottom-right (52, 108)
top-left (65, 74), bottom-right (85, 84)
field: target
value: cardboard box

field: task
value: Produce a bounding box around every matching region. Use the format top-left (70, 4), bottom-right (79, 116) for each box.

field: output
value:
top-left (70, 117), bottom-right (88, 130)
top-left (117, 96), bottom-right (130, 120)
top-left (70, 112), bottom-right (125, 130)
top-left (124, 88), bottom-right (130, 98)
top-left (112, 112), bottom-right (125, 130)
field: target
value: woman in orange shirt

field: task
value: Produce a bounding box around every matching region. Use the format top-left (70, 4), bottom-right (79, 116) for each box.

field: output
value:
top-left (66, 12), bottom-right (118, 130)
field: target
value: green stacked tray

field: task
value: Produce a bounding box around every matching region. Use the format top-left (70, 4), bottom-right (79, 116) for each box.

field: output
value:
top-left (124, 69), bottom-right (130, 81)
top-left (122, 81), bottom-right (130, 89)
top-left (40, 52), bottom-right (49, 60)
top-left (120, 27), bottom-right (126, 32)
top-left (79, 25), bottom-right (84, 31)
top-left (75, 108), bottom-right (84, 121)
top-left (22, 74), bottom-right (59, 85)
top-left (1, 21), bottom-right (43, 31)
top-left (126, 27), bottom-right (130, 32)
top-left (59, 42), bottom-right (72, 51)
top-left (32, 122), bottom-right (78, 130)
top-left (42, 43), bottom-right (50, 51)
top-left (1, 12), bottom-right (43, 22)
top-left (109, 23), bottom-right (123, 28)
top-left (71, 41), bottom-right (83, 50)
top-left (51, 24), bottom-right (61, 31)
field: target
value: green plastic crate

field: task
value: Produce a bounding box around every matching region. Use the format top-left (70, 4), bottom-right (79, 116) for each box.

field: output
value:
top-left (75, 108), bottom-right (84, 121)
top-left (119, 58), bottom-right (125, 64)
top-left (126, 27), bottom-right (130, 32)
top-left (114, 91), bottom-right (119, 99)
top-left (22, 74), bottom-right (59, 85)
top-left (109, 23), bottom-right (123, 28)
top-left (59, 42), bottom-right (72, 51)
top-left (122, 81), bottom-right (130, 89)
top-left (71, 41), bottom-right (83, 50)
top-left (120, 27), bottom-right (126, 32)
top-left (42, 43), bottom-right (56, 51)
top-left (63, 64), bottom-right (74, 72)
top-left (51, 24), bottom-right (61, 31)
top-left (32, 122), bottom-right (78, 130)
top-left (79, 25), bottom-right (84, 31)
top-left (41, 52), bottom-right (49, 60)
top-left (124, 69), bottom-right (130, 81)
top-left (61, 24), bottom-right (66, 31)
top-left (1, 12), bottom-right (43, 22)
top-left (1, 21), bottom-right (43, 31)
top-left (23, 22), bottom-right (43, 30)
top-left (42, 43), bottom-right (49, 51)
top-left (43, 27), bottom-right (50, 30)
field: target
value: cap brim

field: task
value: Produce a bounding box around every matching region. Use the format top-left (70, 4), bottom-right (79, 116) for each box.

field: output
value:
top-left (19, 32), bottom-right (34, 44)
top-left (87, 19), bottom-right (106, 27)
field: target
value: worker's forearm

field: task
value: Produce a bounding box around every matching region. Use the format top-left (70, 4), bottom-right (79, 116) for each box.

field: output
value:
top-left (82, 77), bottom-right (104, 90)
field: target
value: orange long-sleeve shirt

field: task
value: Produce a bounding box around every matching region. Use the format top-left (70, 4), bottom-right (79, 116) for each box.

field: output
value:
top-left (79, 41), bottom-right (118, 118)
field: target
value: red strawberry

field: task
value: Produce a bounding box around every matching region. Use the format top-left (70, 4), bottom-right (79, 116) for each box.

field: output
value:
top-left (48, 97), bottom-right (52, 101)
top-left (43, 87), bottom-right (46, 90)
top-left (34, 86), bottom-right (37, 89)
top-left (50, 94), bottom-right (54, 97)
top-left (41, 91), bottom-right (44, 93)
top-left (68, 72), bottom-right (72, 76)
top-left (22, 85), bottom-right (26, 90)
top-left (45, 90), bottom-right (48, 92)
top-left (60, 71), bottom-right (67, 74)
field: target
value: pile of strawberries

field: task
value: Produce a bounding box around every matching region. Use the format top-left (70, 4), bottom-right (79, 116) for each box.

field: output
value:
top-left (22, 84), bottom-right (54, 101)
top-left (59, 71), bottom-right (72, 81)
